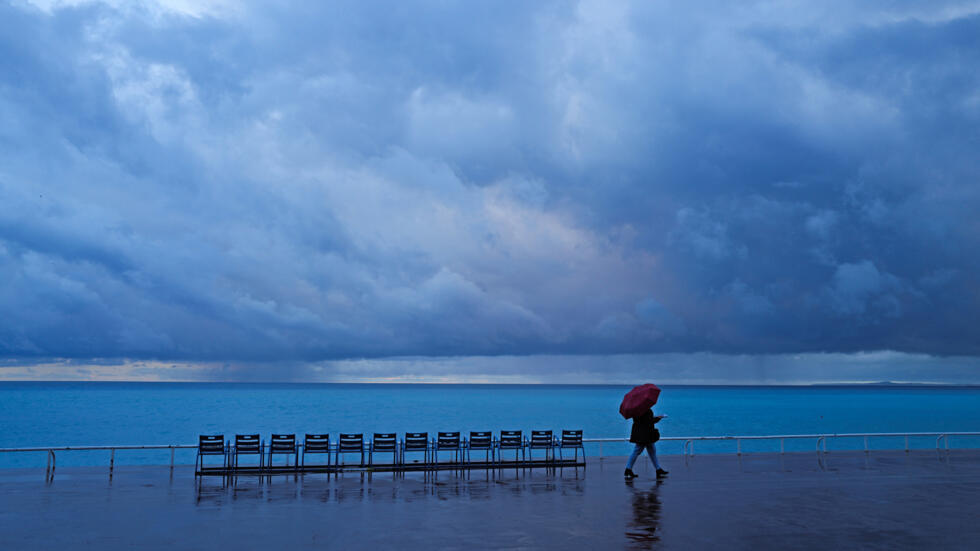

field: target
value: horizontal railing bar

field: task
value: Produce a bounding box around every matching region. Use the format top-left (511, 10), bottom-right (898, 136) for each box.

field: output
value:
top-left (0, 445), bottom-right (197, 453)
top-left (2, 432), bottom-right (979, 453)
top-left (583, 432), bottom-right (980, 443)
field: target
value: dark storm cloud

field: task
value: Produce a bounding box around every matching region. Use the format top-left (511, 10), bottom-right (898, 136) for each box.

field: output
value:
top-left (2, 0), bottom-right (980, 369)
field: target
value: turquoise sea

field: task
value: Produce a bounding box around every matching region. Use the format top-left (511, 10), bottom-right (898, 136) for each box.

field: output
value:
top-left (2, 382), bottom-right (979, 468)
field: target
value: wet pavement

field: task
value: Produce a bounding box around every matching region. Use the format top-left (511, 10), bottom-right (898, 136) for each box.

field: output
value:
top-left (2, 450), bottom-right (979, 549)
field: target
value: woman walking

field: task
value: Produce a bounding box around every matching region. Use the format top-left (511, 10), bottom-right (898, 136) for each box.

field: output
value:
top-left (624, 409), bottom-right (668, 479)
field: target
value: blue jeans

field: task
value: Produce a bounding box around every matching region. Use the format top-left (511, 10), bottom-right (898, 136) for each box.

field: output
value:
top-left (626, 442), bottom-right (662, 471)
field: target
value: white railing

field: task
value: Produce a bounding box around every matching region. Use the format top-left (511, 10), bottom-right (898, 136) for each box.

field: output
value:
top-left (2, 431), bottom-right (978, 480)
top-left (0, 444), bottom-right (196, 480)
top-left (585, 431), bottom-right (980, 458)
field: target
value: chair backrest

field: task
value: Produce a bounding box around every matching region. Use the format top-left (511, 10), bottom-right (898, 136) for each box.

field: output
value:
top-left (269, 434), bottom-right (296, 452)
top-left (499, 430), bottom-right (523, 448)
top-left (437, 432), bottom-right (460, 449)
top-left (198, 435), bottom-right (224, 454)
top-left (404, 432), bottom-right (429, 451)
top-left (235, 434), bottom-right (261, 453)
top-left (468, 431), bottom-right (492, 449)
top-left (561, 430), bottom-right (583, 446)
top-left (338, 433), bottom-right (364, 451)
top-left (304, 434), bottom-right (330, 453)
top-left (372, 433), bottom-right (397, 452)
top-left (529, 430), bottom-right (553, 448)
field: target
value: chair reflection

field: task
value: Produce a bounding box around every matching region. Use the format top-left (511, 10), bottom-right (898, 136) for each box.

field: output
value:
top-left (196, 465), bottom-right (585, 506)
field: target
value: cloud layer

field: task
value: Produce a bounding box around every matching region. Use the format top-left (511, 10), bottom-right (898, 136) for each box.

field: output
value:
top-left (2, 0), bottom-right (980, 369)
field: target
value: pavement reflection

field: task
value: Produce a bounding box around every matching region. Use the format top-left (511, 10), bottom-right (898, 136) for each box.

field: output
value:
top-left (625, 479), bottom-right (662, 547)
top-left (193, 466), bottom-right (587, 506)
top-left (4, 451), bottom-right (980, 549)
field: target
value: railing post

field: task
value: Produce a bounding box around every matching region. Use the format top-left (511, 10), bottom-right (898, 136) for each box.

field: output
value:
top-left (170, 446), bottom-right (175, 472)
top-left (905, 435), bottom-right (909, 453)
top-left (864, 436), bottom-right (869, 454)
top-left (46, 450), bottom-right (51, 479)
top-left (598, 442), bottom-right (602, 459)
top-left (737, 438), bottom-right (741, 456)
top-left (109, 448), bottom-right (115, 477)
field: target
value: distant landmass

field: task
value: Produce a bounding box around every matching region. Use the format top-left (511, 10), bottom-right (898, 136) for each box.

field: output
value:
top-left (808, 381), bottom-right (980, 387)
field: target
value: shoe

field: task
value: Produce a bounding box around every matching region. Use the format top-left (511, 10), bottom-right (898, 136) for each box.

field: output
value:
top-left (624, 468), bottom-right (638, 479)
top-left (656, 468), bottom-right (669, 477)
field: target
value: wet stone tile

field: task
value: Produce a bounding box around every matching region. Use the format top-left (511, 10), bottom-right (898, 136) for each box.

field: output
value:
top-left (1, 450), bottom-right (979, 549)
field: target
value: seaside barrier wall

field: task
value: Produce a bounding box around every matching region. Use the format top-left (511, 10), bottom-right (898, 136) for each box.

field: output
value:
top-left (3, 432), bottom-right (980, 472)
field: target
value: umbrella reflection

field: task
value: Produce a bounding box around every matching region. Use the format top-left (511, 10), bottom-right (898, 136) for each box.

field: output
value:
top-left (624, 480), bottom-right (662, 547)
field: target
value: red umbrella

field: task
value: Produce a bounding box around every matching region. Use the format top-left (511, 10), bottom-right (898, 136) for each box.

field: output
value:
top-left (619, 383), bottom-right (661, 419)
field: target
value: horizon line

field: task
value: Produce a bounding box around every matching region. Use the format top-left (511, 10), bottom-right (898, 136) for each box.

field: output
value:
top-left (2, 379), bottom-right (979, 387)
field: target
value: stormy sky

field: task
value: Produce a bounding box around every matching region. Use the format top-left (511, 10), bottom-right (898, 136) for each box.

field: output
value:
top-left (2, 0), bottom-right (979, 382)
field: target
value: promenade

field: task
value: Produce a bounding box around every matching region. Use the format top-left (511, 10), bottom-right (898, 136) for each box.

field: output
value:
top-left (2, 450), bottom-right (978, 549)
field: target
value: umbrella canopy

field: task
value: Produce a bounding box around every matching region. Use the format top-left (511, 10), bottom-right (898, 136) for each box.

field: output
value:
top-left (619, 383), bottom-right (661, 419)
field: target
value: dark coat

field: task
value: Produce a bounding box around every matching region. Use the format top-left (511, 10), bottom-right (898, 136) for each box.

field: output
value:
top-left (629, 410), bottom-right (660, 444)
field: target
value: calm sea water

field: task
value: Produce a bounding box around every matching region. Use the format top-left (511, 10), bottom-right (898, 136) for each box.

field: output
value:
top-left (2, 382), bottom-right (979, 468)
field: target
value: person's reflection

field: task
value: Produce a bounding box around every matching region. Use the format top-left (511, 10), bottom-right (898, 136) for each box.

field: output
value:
top-left (625, 480), bottom-right (662, 547)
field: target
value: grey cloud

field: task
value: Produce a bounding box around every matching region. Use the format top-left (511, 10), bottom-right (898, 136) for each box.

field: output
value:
top-left (821, 261), bottom-right (908, 318)
top-left (1, 0), bottom-right (980, 371)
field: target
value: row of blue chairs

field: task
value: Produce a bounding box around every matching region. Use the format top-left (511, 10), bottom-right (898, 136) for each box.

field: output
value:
top-left (196, 430), bottom-right (584, 471)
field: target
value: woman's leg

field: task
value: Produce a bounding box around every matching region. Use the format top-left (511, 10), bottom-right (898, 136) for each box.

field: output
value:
top-left (645, 443), bottom-right (662, 470)
top-left (625, 443), bottom-right (644, 470)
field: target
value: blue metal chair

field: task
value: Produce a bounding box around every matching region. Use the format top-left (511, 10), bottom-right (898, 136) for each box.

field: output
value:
top-left (196, 434), bottom-right (226, 473)
top-left (370, 433), bottom-right (398, 466)
top-left (402, 432), bottom-right (430, 466)
top-left (558, 430), bottom-right (584, 464)
top-left (528, 430), bottom-right (555, 463)
top-left (434, 432), bottom-right (462, 465)
top-left (497, 430), bottom-right (524, 464)
top-left (336, 433), bottom-right (365, 467)
top-left (301, 434), bottom-right (331, 467)
top-left (267, 434), bottom-right (298, 470)
top-left (233, 434), bottom-right (263, 470)
top-left (466, 431), bottom-right (493, 464)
